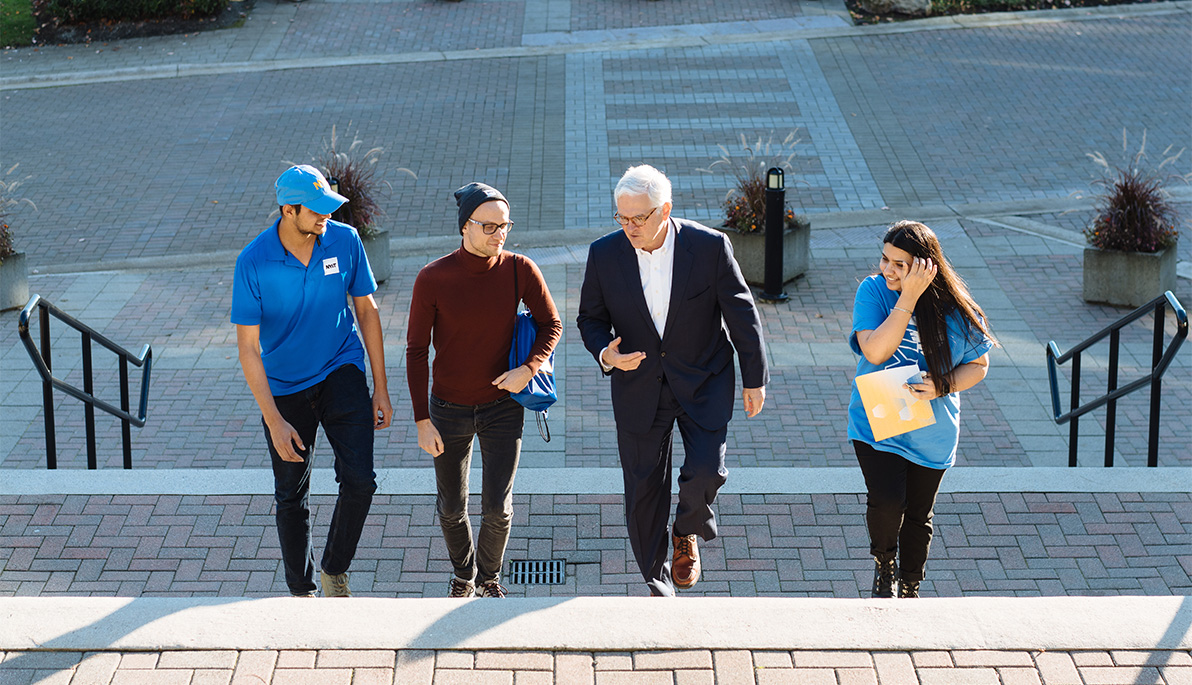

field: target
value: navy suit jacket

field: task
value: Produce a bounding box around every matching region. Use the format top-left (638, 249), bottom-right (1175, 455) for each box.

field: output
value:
top-left (577, 218), bottom-right (769, 435)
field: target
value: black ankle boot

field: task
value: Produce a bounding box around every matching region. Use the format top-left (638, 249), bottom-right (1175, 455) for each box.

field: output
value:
top-left (871, 557), bottom-right (897, 598)
top-left (898, 579), bottom-right (920, 598)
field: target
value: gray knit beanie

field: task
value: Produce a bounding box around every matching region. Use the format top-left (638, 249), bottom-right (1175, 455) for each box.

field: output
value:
top-left (454, 182), bottom-right (507, 233)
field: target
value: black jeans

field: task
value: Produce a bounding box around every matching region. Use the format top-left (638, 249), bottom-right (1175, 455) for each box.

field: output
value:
top-left (429, 394), bottom-right (524, 585)
top-left (617, 380), bottom-right (728, 597)
top-left (853, 440), bottom-right (946, 583)
top-left (265, 364), bottom-right (377, 595)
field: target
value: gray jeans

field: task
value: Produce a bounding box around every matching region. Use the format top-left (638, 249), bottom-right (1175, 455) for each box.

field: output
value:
top-left (429, 394), bottom-right (524, 584)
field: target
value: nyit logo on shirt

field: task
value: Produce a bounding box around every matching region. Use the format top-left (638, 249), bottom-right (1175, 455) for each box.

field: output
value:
top-left (884, 317), bottom-right (922, 370)
top-left (323, 257), bottom-right (340, 276)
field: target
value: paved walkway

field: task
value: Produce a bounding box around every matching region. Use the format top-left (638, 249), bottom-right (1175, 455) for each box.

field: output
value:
top-left (1, 480), bottom-right (1189, 598)
top-left (4, 647), bottom-right (1190, 685)
top-left (0, 0), bottom-right (1190, 682)
top-left (1, 595), bottom-right (1190, 682)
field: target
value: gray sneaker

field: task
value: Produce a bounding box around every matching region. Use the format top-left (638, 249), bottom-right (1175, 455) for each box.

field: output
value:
top-left (320, 570), bottom-right (351, 598)
top-left (477, 580), bottom-right (507, 598)
top-left (448, 577), bottom-right (475, 598)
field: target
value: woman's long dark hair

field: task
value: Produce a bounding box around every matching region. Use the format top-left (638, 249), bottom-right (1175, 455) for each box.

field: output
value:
top-left (883, 221), bottom-right (998, 395)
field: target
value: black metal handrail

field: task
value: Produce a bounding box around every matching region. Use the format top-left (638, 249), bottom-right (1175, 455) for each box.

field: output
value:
top-left (17, 294), bottom-right (152, 469)
top-left (1046, 291), bottom-right (1187, 467)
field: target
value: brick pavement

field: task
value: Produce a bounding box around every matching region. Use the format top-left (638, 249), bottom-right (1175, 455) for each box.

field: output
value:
top-left (1, 7), bottom-right (1188, 267)
top-left (0, 0), bottom-right (1189, 671)
top-left (0, 491), bottom-right (1186, 598)
top-left (0, 648), bottom-right (1189, 684)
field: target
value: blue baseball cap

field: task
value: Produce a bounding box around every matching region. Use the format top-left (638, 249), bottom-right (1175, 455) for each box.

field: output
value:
top-left (275, 164), bottom-right (348, 215)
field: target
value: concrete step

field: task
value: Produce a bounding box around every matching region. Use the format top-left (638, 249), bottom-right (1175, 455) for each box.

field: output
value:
top-left (1, 595), bottom-right (1186, 652)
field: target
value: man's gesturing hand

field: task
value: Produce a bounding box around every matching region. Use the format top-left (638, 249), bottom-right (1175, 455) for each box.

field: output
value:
top-left (601, 336), bottom-right (646, 371)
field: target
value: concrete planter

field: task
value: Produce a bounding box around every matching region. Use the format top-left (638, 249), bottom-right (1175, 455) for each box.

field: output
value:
top-left (361, 227), bottom-right (391, 284)
top-left (720, 220), bottom-right (811, 287)
top-left (0, 251), bottom-right (29, 312)
top-left (1082, 244), bottom-right (1176, 308)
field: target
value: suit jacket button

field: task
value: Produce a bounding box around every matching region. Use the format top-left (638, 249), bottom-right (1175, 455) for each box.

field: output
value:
top-left (660, 351), bottom-right (666, 357)
top-left (656, 376), bottom-right (662, 382)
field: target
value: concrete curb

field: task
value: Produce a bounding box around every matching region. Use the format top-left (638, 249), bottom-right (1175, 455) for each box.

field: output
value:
top-left (1, 596), bottom-right (1187, 651)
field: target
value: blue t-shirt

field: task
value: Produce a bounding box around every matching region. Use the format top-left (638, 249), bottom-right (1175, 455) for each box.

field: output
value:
top-left (847, 274), bottom-right (992, 469)
top-left (231, 219), bottom-right (377, 396)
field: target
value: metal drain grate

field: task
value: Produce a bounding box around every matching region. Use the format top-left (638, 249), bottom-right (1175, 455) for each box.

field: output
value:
top-left (507, 559), bottom-right (565, 585)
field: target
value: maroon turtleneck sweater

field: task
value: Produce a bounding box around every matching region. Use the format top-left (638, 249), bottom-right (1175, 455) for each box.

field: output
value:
top-left (406, 246), bottom-right (562, 422)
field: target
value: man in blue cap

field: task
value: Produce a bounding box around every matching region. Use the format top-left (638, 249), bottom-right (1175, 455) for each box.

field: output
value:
top-left (232, 164), bottom-right (392, 597)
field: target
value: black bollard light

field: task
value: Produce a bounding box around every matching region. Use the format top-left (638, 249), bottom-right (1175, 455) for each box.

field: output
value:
top-left (327, 177), bottom-right (345, 224)
top-left (758, 167), bottom-right (789, 303)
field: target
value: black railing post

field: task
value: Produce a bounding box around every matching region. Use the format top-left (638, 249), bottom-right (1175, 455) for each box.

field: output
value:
top-left (19, 294), bottom-right (153, 470)
top-left (39, 305), bottom-right (56, 470)
top-left (1104, 329), bottom-right (1119, 468)
top-left (120, 357), bottom-right (132, 470)
top-left (1068, 353), bottom-right (1080, 468)
top-left (82, 331), bottom-right (97, 470)
top-left (1046, 292), bottom-right (1185, 468)
top-left (1148, 301), bottom-right (1164, 468)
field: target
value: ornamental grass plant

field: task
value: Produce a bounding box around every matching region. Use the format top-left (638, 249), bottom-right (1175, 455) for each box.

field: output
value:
top-left (313, 125), bottom-right (415, 239)
top-left (1081, 130), bottom-right (1186, 254)
top-left (698, 131), bottom-right (810, 234)
top-left (0, 163), bottom-right (36, 265)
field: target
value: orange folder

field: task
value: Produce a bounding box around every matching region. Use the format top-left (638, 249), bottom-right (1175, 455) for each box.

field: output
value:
top-left (855, 365), bottom-right (936, 441)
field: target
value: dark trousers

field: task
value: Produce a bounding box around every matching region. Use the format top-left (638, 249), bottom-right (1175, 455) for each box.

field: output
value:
top-left (617, 380), bottom-right (728, 597)
top-left (429, 394), bottom-right (524, 585)
top-left (265, 364), bottom-right (377, 596)
top-left (853, 440), bottom-right (946, 582)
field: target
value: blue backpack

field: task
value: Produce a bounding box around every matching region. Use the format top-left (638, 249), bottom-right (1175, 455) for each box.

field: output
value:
top-left (509, 261), bottom-right (557, 440)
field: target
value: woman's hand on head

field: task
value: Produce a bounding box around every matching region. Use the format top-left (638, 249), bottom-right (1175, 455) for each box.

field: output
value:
top-left (900, 257), bottom-right (937, 302)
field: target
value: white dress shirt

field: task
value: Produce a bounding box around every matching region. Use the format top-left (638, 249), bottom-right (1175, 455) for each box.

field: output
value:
top-left (636, 219), bottom-right (676, 338)
top-left (600, 221), bottom-right (677, 372)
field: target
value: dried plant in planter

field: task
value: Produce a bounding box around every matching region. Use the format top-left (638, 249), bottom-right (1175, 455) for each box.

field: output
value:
top-left (313, 125), bottom-right (416, 239)
top-left (0, 221), bottom-right (14, 262)
top-left (1081, 130), bottom-right (1186, 254)
top-left (698, 131), bottom-right (810, 234)
top-left (0, 163), bottom-right (37, 265)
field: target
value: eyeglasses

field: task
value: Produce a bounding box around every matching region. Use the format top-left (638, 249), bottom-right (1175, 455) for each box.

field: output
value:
top-left (613, 207), bottom-right (658, 227)
top-left (466, 218), bottom-right (515, 235)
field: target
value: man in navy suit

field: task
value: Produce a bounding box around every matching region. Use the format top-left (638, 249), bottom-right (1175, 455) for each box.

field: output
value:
top-left (577, 164), bottom-right (769, 597)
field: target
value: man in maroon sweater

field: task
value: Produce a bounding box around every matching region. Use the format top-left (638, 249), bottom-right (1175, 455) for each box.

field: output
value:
top-left (406, 183), bottom-right (562, 598)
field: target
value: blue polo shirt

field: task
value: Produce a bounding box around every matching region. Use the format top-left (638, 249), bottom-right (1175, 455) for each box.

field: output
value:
top-left (847, 275), bottom-right (993, 469)
top-left (231, 219), bottom-right (377, 396)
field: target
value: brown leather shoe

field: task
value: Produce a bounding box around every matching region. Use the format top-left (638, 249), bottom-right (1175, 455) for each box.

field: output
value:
top-left (672, 533), bottom-right (701, 589)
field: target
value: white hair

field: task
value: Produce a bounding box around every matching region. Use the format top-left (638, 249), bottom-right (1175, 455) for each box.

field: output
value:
top-left (614, 164), bottom-right (672, 208)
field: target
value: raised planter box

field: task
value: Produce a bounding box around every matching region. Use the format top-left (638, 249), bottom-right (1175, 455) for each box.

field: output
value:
top-left (719, 220), bottom-right (811, 287)
top-left (0, 251), bottom-right (29, 312)
top-left (1082, 244), bottom-right (1176, 308)
top-left (361, 227), bottom-right (391, 284)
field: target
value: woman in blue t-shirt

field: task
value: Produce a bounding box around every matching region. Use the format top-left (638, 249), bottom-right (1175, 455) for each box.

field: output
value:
top-left (848, 221), bottom-right (997, 598)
